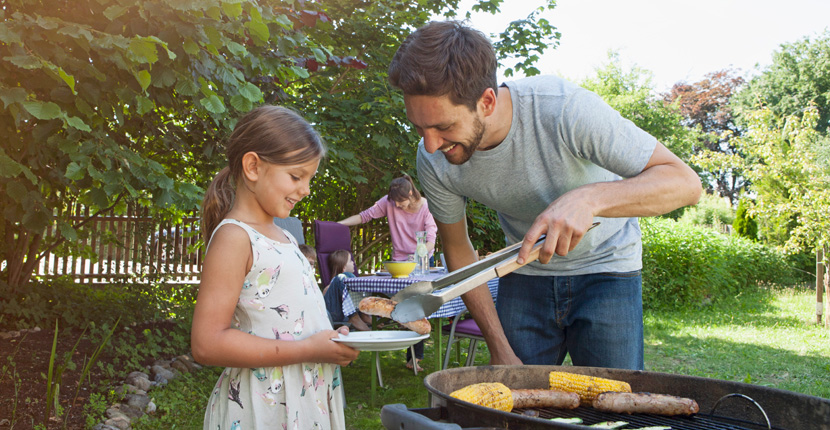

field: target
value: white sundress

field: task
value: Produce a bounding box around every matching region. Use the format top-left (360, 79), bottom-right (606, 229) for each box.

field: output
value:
top-left (203, 219), bottom-right (345, 430)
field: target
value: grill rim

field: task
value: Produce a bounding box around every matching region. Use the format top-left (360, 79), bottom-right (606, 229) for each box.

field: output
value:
top-left (422, 365), bottom-right (830, 430)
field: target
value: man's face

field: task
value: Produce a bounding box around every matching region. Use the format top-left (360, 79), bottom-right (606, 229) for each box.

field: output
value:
top-left (404, 94), bottom-right (486, 165)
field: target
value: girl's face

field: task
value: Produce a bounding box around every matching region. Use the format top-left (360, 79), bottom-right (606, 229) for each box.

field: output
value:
top-left (257, 157), bottom-right (320, 219)
top-left (344, 256), bottom-right (355, 274)
top-left (393, 192), bottom-right (417, 212)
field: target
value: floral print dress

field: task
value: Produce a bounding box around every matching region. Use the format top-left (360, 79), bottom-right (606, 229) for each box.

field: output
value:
top-left (203, 219), bottom-right (345, 430)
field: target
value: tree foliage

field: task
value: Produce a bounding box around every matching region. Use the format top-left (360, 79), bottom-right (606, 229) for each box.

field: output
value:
top-left (580, 52), bottom-right (698, 164)
top-left (1, 0), bottom-right (350, 290)
top-left (733, 197), bottom-right (758, 241)
top-left (0, 0), bottom-right (559, 289)
top-left (725, 105), bottom-right (830, 254)
top-left (665, 69), bottom-right (746, 204)
top-left (734, 30), bottom-right (830, 134)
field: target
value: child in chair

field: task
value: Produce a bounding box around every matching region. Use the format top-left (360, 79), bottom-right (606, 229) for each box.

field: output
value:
top-left (322, 250), bottom-right (371, 331)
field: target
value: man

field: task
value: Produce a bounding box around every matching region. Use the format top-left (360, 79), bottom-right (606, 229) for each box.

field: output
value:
top-left (388, 21), bottom-right (701, 369)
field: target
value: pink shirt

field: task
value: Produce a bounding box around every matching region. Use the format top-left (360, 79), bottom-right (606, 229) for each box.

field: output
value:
top-left (360, 196), bottom-right (438, 261)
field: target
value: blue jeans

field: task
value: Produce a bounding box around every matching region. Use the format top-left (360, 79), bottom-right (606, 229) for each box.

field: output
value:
top-left (496, 271), bottom-right (644, 370)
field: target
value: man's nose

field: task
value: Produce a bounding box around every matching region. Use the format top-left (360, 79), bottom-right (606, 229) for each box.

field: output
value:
top-left (422, 129), bottom-right (442, 154)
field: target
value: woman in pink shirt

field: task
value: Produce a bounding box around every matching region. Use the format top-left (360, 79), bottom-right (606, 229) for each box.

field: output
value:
top-left (337, 174), bottom-right (438, 371)
top-left (338, 175), bottom-right (437, 262)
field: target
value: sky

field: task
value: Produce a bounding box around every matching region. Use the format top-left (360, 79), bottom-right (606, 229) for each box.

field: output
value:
top-left (459, 0), bottom-right (830, 93)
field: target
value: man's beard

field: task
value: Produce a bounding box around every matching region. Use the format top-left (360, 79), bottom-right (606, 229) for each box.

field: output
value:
top-left (446, 115), bottom-right (486, 165)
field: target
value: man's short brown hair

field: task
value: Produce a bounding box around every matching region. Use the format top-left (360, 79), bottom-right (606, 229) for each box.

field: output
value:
top-left (388, 20), bottom-right (498, 111)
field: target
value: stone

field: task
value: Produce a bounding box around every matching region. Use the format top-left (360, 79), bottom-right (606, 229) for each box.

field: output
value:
top-left (104, 416), bottom-right (131, 430)
top-left (124, 374), bottom-right (152, 392)
top-left (150, 364), bottom-right (176, 382)
top-left (125, 393), bottom-right (151, 411)
top-left (145, 400), bottom-right (157, 414)
top-left (118, 403), bottom-right (145, 420)
top-left (170, 359), bottom-right (190, 374)
top-left (115, 384), bottom-right (146, 397)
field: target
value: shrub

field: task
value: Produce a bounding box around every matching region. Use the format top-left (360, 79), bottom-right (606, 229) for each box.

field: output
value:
top-left (733, 198), bottom-right (758, 241)
top-left (641, 218), bottom-right (806, 310)
top-left (677, 192), bottom-right (734, 227)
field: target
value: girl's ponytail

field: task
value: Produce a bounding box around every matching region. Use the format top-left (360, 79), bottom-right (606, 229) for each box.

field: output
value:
top-left (202, 167), bottom-right (235, 243)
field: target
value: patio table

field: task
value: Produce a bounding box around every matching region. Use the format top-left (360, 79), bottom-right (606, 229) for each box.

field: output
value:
top-left (341, 272), bottom-right (498, 405)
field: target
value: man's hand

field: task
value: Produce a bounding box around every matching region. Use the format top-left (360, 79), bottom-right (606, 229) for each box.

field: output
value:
top-left (517, 188), bottom-right (596, 265)
top-left (489, 349), bottom-right (523, 366)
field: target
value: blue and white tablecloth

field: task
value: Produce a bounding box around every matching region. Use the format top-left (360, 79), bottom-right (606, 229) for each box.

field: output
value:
top-left (342, 272), bottom-right (499, 319)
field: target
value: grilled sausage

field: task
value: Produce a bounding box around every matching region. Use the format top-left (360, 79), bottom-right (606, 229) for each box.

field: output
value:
top-left (358, 297), bottom-right (432, 335)
top-left (512, 389), bottom-right (580, 410)
top-left (592, 392), bottom-right (699, 416)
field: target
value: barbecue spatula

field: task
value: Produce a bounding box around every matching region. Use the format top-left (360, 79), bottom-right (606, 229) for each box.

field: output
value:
top-left (389, 236), bottom-right (544, 303)
top-left (391, 222), bottom-right (600, 323)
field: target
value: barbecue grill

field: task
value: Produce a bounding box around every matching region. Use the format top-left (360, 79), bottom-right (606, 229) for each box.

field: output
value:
top-left (381, 365), bottom-right (830, 429)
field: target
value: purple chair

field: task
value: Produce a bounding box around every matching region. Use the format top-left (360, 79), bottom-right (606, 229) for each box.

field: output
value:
top-left (441, 278), bottom-right (499, 369)
top-left (313, 220), bottom-right (355, 288)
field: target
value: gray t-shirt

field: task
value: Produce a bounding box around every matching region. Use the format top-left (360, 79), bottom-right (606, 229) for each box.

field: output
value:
top-left (416, 75), bottom-right (657, 276)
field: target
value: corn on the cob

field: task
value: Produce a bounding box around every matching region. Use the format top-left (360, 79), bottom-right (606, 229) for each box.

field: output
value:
top-left (450, 382), bottom-right (514, 412)
top-left (548, 371), bottom-right (632, 405)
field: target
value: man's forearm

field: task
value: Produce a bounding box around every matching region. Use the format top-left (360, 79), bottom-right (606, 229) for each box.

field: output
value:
top-left (461, 283), bottom-right (521, 365)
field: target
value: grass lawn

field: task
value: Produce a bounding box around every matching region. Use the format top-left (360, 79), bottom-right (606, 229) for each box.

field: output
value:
top-left (132, 283), bottom-right (829, 429)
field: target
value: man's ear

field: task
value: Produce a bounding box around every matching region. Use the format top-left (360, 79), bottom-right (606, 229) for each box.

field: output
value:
top-left (478, 87), bottom-right (497, 117)
top-left (241, 151), bottom-right (261, 182)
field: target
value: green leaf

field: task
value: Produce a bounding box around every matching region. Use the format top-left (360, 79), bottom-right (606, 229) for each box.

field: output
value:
top-left (175, 76), bottom-right (199, 96)
top-left (129, 38), bottom-right (159, 64)
top-left (58, 221), bottom-right (79, 242)
top-left (65, 162), bottom-right (84, 180)
top-left (0, 87), bottom-right (28, 109)
top-left (6, 180), bottom-right (27, 201)
top-left (245, 20), bottom-right (269, 44)
top-left (226, 41), bottom-right (247, 57)
top-left (230, 94), bottom-right (252, 112)
top-left (200, 95), bottom-right (225, 114)
top-left (0, 151), bottom-right (23, 178)
top-left (6, 55), bottom-right (42, 70)
top-left (64, 115), bottom-right (91, 132)
top-left (22, 100), bottom-right (62, 120)
top-left (222, 2), bottom-right (243, 19)
top-left (103, 5), bottom-right (129, 21)
top-left (57, 68), bottom-right (76, 93)
top-left (135, 96), bottom-right (154, 114)
top-left (183, 39), bottom-right (200, 55)
top-left (135, 70), bottom-right (152, 91)
top-left (239, 82), bottom-right (262, 102)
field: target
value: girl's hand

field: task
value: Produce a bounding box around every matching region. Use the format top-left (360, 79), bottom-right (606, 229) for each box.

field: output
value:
top-left (306, 330), bottom-right (359, 366)
top-left (335, 325), bottom-right (350, 336)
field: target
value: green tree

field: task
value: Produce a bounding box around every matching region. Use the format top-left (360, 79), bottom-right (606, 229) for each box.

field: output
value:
top-left (665, 69), bottom-right (746, 204)
top-left (734, 30), bottom-right (830, 134)
top-left (0, 0), bottom-right (559, 290)
top-left (727, 105), bottom-right (830, 254)
top-left (733, 197), bottom-right (758, 241)
top-left (580, 52), bottom-right (698, 164)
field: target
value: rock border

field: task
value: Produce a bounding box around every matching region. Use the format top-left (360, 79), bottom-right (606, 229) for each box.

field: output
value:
top-left (92, 354), bottom-right (202, 430)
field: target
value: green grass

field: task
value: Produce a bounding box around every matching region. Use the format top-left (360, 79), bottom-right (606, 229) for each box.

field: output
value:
top-left (131, 283), bottom-right (829, 429)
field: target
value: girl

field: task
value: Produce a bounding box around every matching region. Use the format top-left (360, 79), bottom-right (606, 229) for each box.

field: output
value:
top-left (337, 174), bottom-right (438, 371)
top-left (192, 106), bottom-right (359, 430)
top-left (322, 250), bottom-right (371, 331)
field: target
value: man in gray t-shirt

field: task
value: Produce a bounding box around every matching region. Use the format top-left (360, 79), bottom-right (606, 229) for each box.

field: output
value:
top-left (389, 21), bottom-right (701, 369)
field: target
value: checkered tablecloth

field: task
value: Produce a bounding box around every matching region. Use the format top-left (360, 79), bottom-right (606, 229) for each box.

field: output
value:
top-left (342, 272), bottom-right (499, 319)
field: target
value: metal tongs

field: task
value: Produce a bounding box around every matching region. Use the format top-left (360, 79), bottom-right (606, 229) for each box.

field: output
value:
top-left (391, 222), bottom-right (600, 323)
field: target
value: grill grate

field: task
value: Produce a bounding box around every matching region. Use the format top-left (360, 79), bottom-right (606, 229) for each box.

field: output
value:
top-left (513, 407), bottom-right (780, 430)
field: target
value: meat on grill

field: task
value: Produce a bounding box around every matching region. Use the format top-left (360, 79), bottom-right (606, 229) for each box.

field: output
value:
top-left (592, 392), bottom-right (700, 416)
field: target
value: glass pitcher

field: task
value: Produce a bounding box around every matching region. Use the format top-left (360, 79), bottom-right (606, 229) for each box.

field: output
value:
top-left (415, 231), bottom-right (429, 275)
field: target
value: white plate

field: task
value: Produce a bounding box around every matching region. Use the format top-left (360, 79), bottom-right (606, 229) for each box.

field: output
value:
top-left (332, 331), bottom-right (429, 351)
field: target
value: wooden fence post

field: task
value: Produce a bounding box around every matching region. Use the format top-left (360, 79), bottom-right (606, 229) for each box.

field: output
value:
top-left (818, 248), bottom-right (825, 325)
